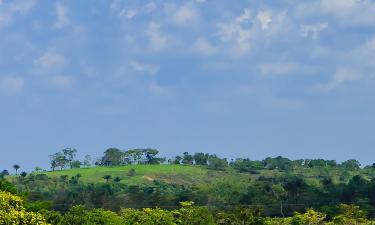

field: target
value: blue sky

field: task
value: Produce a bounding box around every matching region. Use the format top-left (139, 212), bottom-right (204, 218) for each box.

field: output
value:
top-left (1, 0), bottom-right (375, 170)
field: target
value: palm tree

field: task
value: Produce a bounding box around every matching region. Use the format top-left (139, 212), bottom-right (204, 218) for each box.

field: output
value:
top-left (20, 171), bottom-right (27, 179)
top-left (103, 175), bottom-right (111, 182)
top-left (13, 165), bottom-right (20, 175)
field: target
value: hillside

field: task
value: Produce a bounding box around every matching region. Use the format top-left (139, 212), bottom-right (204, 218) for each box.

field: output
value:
top-left (40, 164), bottom-right (375, 187)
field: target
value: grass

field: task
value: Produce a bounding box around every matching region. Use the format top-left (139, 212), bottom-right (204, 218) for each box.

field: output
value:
top-left (43, 164), bottom-right (210, 185)
top-left (37, 164), bottom-right (375, 187)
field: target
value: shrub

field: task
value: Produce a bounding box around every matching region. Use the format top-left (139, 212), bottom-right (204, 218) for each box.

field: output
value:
top-left (0, 191), bottom-right (49, 225)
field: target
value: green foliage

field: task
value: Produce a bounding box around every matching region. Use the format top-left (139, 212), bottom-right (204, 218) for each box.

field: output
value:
top-left (175, 201), bottom-right (215, 225)
top-left (0, 191), bottom-right (49, 224)
top-left (208, 155), bottom-right (228, 170)
top-left (331, 204), bottom-right (369, 225)
top-left (120, 208), bottom-right (175, 225)
top-left (127, 168), bottom-right (136, 176)
top-left (216, 207), bottom-right (265, 225)
top-left (290, 209), bottom-right (326, 225)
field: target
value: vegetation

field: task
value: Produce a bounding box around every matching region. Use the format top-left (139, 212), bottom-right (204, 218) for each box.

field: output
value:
top-left (3, 147), bottom-right (375, 224)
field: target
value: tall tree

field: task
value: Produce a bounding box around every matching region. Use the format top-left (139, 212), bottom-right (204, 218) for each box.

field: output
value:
top-left (62, 148), bottom-right (77, 169)
top-left (182, 152), bottom-right (194, 165)
top-left (144, 149), bottom-right (161, 164)
top-left (103, 175), bottom-right (112, 182)
top-left (12, 165), bottom-right (20, 175)
top-left (50, 152), bottom-right (68, 170)
top-left (83, 155), bottom-right (92, 167)
top-left (101, 148), bottom-right (124, 166)
top-left (193, 152), bottom-right (209, 165)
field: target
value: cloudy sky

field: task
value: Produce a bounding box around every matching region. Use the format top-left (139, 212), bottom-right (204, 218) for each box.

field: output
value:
top-left (1, 0), bottom-right (375, 170)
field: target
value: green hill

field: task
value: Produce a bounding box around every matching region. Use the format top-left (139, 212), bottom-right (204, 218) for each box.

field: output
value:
top-left (43, 164), bottom-right (210, 186)
top-left (38, 163), bottom-right (375, 188)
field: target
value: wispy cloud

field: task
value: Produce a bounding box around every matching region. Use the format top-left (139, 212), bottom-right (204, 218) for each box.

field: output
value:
top-left (317, 68), bottom-right (361, 91)
top-left (256, 11), bottom-right (272, 30)
top-left (217, 9), bottom-right (253, 56)
top-left (129, 61), bottom-right (160, 75)
top-left (0, 0), bottom-right (35, 28)
top-left (0, 76), bottom-right (24, 95)
top-left (193, 38), bottom-right (217, 55)
top-left (300, 23), bottom-right (328, 40)
top-left (34, 50), bottom-right (67, 72)
top-left (165, 4), bottom-right (198, 25)
top-left (54, 2), bottom-right (69, 29)
top-left (49, 75), bottom-right (73, 89)
top-left (146, 22), bottom-right (169, 51)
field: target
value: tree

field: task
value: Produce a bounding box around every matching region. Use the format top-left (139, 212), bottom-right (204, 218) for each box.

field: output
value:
top-left (103, 175), bottom-right (112, 182)
top-left (34, 166), bottom-right (42, 173)
top-left (125, 149), bottom-right (143, 164)
top-left (291, 209), bottom-right (326, 225)
top-left (127, 168), bottom-right (136, 176)
top-left (144, 149), bottom-right (162, 164)
top-left (182, 152), bottom-right (194, 165)
top-left (101, 148), bottom-right (124, 166)
top-left (0, 191), bottom-right (49, 224)
top-left (341, 159), bottom-right (361, 170)
top-left (13, 164), bottom-right (20, 175)
top-left (62, 148), bottom-right (77, 169)
top-left (50, 152), bottom-right (68, 170)
top-left (71, 160), bottom-right (82, 169)
top-left (193, 152), bottom-right (209, 165)
top-left (114, 177), bottom-right (121, 183)
top-left (83, 155), bottom-right (92, 167)
top-left (0, 170), bottom-right (9, 178)
top-left (20, 171), bottom-right (27, 178)
top-left (207, 155), bottom-right (228, 170)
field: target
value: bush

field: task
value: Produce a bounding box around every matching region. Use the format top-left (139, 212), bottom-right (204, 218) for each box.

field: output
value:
top-left (0, 191), bottom-right (49, 225)
top-left (127, 168), bottom-right (136, 176)
top-left (120, 208), bottom-right (175, 225)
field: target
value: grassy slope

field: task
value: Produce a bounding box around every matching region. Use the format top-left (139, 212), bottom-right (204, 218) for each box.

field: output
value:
top-left (40, 164), bottom-right (375, 187)
top-left (43, 164), bottom-right (212, 186)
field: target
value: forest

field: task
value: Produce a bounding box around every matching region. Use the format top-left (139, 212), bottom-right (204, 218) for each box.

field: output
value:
top-left (1, 148), bottom-right (375, 224)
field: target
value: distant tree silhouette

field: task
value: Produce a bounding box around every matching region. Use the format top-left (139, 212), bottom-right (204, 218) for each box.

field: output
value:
top-left (20, 171), bottom-right (27, 179)
top-left (103, 175), bottom-right (112, 182)
top-left (13, 165), bottom-right (20, 175)
top-left (0, 170), bottom-right (9, 178)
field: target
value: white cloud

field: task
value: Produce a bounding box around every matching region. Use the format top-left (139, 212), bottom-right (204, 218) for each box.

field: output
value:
top-left (320, 0), bottom-right (375, 27)
top-left (235, 8), bottom-right (251, 23)
top-left (351, 36), bottom-right (375, 67)
top-left (318, 68), bottom-right (361, 91)
top-left (193, 38), bottom-right (217, 55)
top-left (146, 22), bottom-right (168, 51)
top-left (54, 2), bottom-right (69, 29)
top-left (35, 50), bottom-right (67, 71)
top-left (143, 2), bottom-right (157, 13)
top-left (217, 9), bottom-right (253, 56)
top-left (129, 61), bottom-right (160, 75)
top-left (256, 11), bottom-right (272, 30)
top-left (0, 76), bottom-right (24, 95)
top-left (118, 9), bottom-right (137, 19)
top-left (175, 6), bottom-right (197, 24)
top-left (260, 63), bottom-right (296, 76)
top-left (148, 82), bottom-right (170, 97)
top-left (165, 4), bottom-right (198, 25)
top-left (320, 0), bottom-right (356, 17)
top-left (300, 23), bottom-right (328, 40)
top-left (50, 75), bottom-right (73, 89)
top-left (0, 0), bottom-right (35, 28)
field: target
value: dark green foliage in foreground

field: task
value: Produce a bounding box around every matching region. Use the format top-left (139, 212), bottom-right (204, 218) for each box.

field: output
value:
top-left (5, 149), bottom-right (375, 224)
top-left (33, 202), bottom-right (375, 225)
